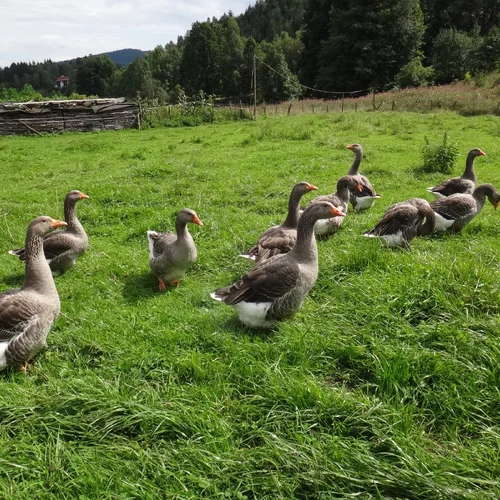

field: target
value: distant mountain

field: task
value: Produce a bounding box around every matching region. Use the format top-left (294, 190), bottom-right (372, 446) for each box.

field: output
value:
top-left (106, 48), bottom-right (148, 66)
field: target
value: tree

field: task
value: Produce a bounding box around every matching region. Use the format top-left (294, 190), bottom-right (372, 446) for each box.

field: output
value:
top-left (316, 0), bottom-right (425, 92)
top-left (220, 16), bottom-right (245, 99)
top-left (299, 0), bottom-right (333, 89)
top-left (75, 55), bottom-right (117, 96)
top-left (114, 58), bottom-right (167, 102)
top-left (180, 21), bottom-right (224, 95)
top-left (432, 28), bottom-right (482, 83)
top-left (145, 42), bottom-right (183, 93)
top-left (258, 41), bottom-right (302, 102)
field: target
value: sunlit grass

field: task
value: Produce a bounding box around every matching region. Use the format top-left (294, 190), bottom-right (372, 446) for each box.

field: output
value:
top-left (0, 112), bottom-right (498, 498)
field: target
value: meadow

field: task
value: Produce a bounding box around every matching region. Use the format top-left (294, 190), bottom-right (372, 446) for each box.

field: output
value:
top-left (0, 111), bottom-right (499, 499)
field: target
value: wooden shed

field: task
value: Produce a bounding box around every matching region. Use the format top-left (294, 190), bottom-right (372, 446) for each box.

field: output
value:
top-left (0, 98), bottom-right (140, 136)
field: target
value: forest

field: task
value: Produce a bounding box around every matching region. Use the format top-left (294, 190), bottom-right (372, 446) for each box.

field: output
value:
top-left (1, 0), bottom-right (500, 104)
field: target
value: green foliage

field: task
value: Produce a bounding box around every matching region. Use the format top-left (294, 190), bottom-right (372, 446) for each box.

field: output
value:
top-left (421, 132), bottom-right (460, 173)
top-left (396, 56), bottom-right (435, 88)
top-left (432, 29), bottom-right (482, 83)
top-left (258, 41), bottom-right (303, 102)
top-left (75, 54), bottom-right (117, 97)
top-left (316, 0), bottom-right (425, 91)
top-left (479, 26), bottom-right (500, 72)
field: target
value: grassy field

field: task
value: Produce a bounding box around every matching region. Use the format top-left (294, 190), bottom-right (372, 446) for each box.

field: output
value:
top-left (0, 111), bottom-right (499, 499)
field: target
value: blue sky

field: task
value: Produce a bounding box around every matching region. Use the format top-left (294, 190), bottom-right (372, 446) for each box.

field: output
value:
top-left (1, 0), bottom-right (253, 68)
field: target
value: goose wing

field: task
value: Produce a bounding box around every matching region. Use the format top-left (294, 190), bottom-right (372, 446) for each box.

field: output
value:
top-left (430, 177), bottom-right (474, 197)
top-left (214, 256), bottom-right (299, 305)
top-left (0, 291), bottom-right (39, 341)
top-left (430, 195), bottom-right (475, 220)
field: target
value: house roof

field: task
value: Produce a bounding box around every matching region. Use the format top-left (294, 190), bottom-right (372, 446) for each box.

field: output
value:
top-left (55, 75), bottom-right (70, 82)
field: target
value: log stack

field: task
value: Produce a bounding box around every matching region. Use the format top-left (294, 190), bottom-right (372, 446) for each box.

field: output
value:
top-left (0, 98), bottom-right (139, 136)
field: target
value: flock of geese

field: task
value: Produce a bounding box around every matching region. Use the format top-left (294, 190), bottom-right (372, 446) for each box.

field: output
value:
top-left (0, 144), bottom-right (498, 369)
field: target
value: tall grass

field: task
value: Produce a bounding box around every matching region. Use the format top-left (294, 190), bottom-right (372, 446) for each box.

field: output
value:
top-left (0, 112), bottom-right (498, 498)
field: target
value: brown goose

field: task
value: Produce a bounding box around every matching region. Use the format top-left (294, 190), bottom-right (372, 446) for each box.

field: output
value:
top-left (304, 175), bottom-right (362, 238)
top-left (211, 201), bottom-right (344, 328)
top-left (427, 148), bottom-right (486, 199)
top-left (364, 198), bottom-right (436, 247)
top-left (430, 184), bottom-right (500, 233)
top-left (147, 208), bottom-right (203, 290)
top-left (239, 181), bottom-right (318, 263)
top-left (0, 216), bottom-right (67, 371)
top-left (9, 190), bottom-right (89, 274)
top-left (346, 143), bottom-right (381, 210)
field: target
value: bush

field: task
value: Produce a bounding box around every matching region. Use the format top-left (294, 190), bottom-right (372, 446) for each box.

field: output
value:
top-left (421, 132), bottom-right (459, 174)
top-left (396, 57), bottom-right (435, 88)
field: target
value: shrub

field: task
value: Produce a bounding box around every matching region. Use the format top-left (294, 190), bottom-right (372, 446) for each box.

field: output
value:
top-left (421, 132), bottom-right (459, 174)
top-left (396, 57), bottom-right (435, 88)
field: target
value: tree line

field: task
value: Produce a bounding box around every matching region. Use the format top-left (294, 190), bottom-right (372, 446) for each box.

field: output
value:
top-left (1, 0), bottom-right (500, 104)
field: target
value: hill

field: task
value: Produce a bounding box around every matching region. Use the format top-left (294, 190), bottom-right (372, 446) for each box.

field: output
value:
top-left (105, 48), bottom-right (148, 66)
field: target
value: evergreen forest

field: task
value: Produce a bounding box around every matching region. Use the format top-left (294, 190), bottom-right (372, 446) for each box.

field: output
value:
top-left (1, 0), bottom-right (500, 103)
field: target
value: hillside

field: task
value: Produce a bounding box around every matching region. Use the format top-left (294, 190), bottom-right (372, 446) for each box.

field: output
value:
top-left (105, 48), bottom-right (148, 66)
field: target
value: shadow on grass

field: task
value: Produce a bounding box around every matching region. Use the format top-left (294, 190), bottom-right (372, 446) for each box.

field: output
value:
top-left (1, 272), bottom-right (25, 288)
top-left (121, 270), bottom-right (177, 302)
top-left (221, 316), bottom-right (279, 340)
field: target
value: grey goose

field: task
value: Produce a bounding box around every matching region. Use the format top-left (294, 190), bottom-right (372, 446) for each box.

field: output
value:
top-left (9, 190), bottom-right (89, 274)
top-left (364, 198), bottom-right (436, 247)
top-left (430, 184), bottom-right (500, 233)
top-left (211, 201), bottom-right (344, 328)
top-left (427, 148), bottom-right (486, 199)
top-left (304, 175), bottom-right (362, 238)
top-left (148, 208), bottom-right (203, 290)
top-left (239, 181), bottom-right (318, 263)
top-left (346, 143), bottom-right (381, 210)
top-left (0, 216), bottom-right (66, 371)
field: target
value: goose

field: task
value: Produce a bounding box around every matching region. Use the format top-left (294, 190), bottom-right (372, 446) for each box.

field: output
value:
top-left (147, 208), bottom-right (203, 290)
top-left (239, 181), bottom-right (318, 263)
top-left (9, 190), bottom-right (89, 274)
top-left (0, 216), bottom-right (67, 371)
top-left (427, 148), bottom-right (486, 199)
top-left (364, 198), bottom-right (436, 247)
top-left (211, 201), bottom-right (344, 328)
top-left (346, 143), bottom-right (381, 211)
top-left (430, 184), bottom-right (500, 233)
top-left (304, 175), bottom-right (362, 238)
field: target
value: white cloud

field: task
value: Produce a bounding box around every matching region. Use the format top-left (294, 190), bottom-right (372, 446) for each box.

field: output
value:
top-left (0, 0), bottom-right (253, 67)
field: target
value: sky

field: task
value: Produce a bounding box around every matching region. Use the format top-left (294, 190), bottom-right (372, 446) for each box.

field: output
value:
top-left (1, 0), bottom-right (253, 68)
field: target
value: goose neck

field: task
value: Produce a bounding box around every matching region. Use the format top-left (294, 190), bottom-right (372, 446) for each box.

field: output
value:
top-left (23, 233), bottom-right (57, 295)
top-left (347, 150), bottom-right (362, 175)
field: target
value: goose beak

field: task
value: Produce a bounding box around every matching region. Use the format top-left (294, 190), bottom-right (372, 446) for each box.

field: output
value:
top-left (331, 207), bottom-right (345, 217)
top-left (494, 202), bottom-right (498, 210)
top-left (80, 193), bottom-right (90, 199)
top-left (50, 219), bottom-right (67, 229)
top-left (306, 183), bottom-right (318, 191)
top-left (192, 215), bottom-right (203, 226)
top-left (479, 150), bottom-right (486, 156)
top-left (355, 183), bottom-right (363, 193)
top-left (346, 144), bottom-right (354, 150)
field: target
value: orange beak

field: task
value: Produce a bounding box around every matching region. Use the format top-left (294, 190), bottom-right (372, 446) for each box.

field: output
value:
top-left (346, 144), bottom-right (355, 150)
top-left (494, 202), bottom-right (498, 210)
top-left (192, 215), bottom-right (203, 226)
top-left (306, 183), bottom-right (318, 191)
top-left (331, 207), bottom-right (345, 217)
top-left (355, 183), bottom-right (363, 193)
top-left (50, 219), bottom-right (67, 229)
top-left (479, 150), bottom-right (486, 156)
top-left (80, 193), bottom-right (90, 199)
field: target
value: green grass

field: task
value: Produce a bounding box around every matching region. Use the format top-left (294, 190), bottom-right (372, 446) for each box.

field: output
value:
top-left (0, 111), bottom-right (499, 498)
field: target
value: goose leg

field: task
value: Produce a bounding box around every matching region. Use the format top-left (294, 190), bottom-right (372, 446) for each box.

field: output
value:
top-left (170, 280), bottom-right (180, 287)
top-left (159, 278), bottom-right (166, 291)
